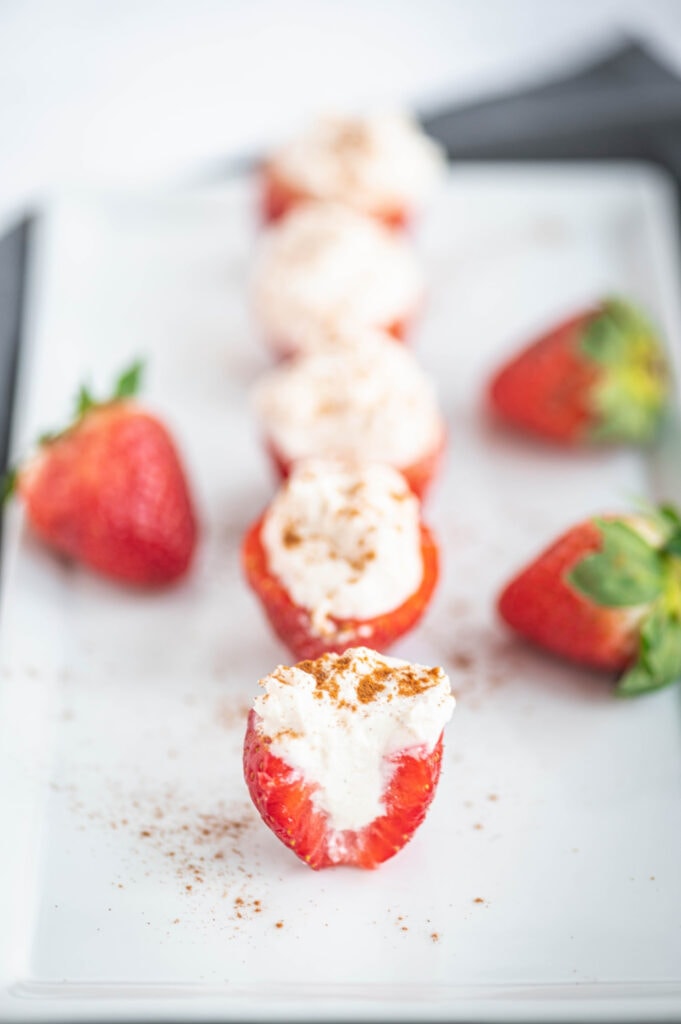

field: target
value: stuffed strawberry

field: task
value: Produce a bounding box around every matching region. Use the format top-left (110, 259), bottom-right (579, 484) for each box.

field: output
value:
top-left (243, 647), bottom-right (455, 869)
top-left (260, 113), bottom-right (445, 230)
top-left (488, 299), bottom-right (669, 445)
top-left (498, 504), bottom-right (681, 695)
top-left (3, 362), bottom-right (198, 586)
top-left (242, 459), bottom-right (439, 660)
top-left (253, 332), bottom-right (446, 501)
top-left (253, 203), bottom-right (425, 358)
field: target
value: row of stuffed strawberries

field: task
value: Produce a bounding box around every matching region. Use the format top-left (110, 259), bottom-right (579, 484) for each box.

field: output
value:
top-left (3, 114), bottom-right (678, 872)
top-left (4, 113), bottom-right (678, 694)
top-left (244, 113), bottom-right (677, 699)
top-left (240, 113), bottom-right (679, 870)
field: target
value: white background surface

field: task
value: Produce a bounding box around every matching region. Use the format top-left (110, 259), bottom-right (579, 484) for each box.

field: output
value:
top-left (2, 0), bottom-right (681, 232)
top-left (1, 165), bottom-right (681, 1021)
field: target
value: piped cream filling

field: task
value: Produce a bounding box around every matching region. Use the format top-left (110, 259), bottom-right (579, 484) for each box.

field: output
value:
top-left (253, 202), bottom-right (424, 346)
top-left (269, 112), bottom-right (445, 213)
top-left (261, 460), bottom-right (424, 635)
top-left (254, 647), bottom-right (454, 831)
top-left (254, 331), bottom-right (443, 469)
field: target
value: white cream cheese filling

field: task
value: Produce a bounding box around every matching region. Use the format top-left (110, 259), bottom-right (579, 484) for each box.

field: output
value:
top-left (261, 460), bottom-right (424, 635)
top-left (254, 647), bottom-right (455, 831)
top-left (254, 331), bottom-right (443, 469)
top-left (253, 202), bottom-right (424, 346)
top-left (269, 112), bottom-right (445, 213)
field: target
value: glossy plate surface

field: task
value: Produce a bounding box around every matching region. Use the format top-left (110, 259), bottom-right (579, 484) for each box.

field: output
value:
top-left (1, 165), bottom-right (681, 1022)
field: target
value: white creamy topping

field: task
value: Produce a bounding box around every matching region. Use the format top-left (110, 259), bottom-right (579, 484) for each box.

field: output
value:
top-left (254, 647), bottom-right (454, 832)
top-left (269, 112), bottom-right (445, 213)
top-left (253, 202), bottom-right (424, 349)
top-left (254, 331), bottom-right (443, 468)
top-left (261, 460), bottom-right (423, 635)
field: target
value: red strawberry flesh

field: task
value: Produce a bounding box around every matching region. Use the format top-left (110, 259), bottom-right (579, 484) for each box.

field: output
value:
top-left (242, 648), bottom-right (454, 871)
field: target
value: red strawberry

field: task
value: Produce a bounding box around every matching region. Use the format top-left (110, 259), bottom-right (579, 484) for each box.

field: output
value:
top-left (5, 362), bottom-right (197, 586)
top-left (242, 514), bottom-right (439, 661)
top-left (243, 648), bottom-right (453, 869)
top-left (488, 300), bottom-right (669, 445)
top-left (498, 505), bottom-right (681, 695)
top-left (244, 711), bottom-right (443, 869)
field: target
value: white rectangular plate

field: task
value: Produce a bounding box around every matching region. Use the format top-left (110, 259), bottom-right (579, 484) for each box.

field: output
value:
top-left (2, 165), bottom-right (681, 1023)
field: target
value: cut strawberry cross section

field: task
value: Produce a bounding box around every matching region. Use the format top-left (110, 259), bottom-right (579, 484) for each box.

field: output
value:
top-left (243, 648), bottom-right (455, 869)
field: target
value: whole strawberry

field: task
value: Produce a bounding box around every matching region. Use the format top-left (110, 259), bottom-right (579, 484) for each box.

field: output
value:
top-left (488, 299), bottom-right (669, 445)
top-left (498, 504), bottom-right (681, 696)
top-left (3, 362), bottom-right (198, 586)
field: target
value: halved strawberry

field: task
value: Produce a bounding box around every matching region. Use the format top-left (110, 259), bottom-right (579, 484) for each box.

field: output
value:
top-left (264, 430), bottom-right (445, 503)
top-left (488, 300), bottom-right (669, 445)
top-left (242, 514), bottom-right (439, 661)
top-left (498, 504), bottom-right (681, 695)
top-left (243, 648), bottom-right (454, 869)
top-left (244, 709), bottom-right (443, 869)
top-left (4, 362), bottom-right (197, 586)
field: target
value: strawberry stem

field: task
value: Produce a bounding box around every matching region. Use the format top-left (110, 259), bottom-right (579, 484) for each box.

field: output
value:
top-left (2, 360), bottom-right (146, 504)
top-left (36, 359), bottom-right (146, 450)
top-left (75, 385), bottom-right (96, 418)
top-left (113, 360), bottom-right (144, 400)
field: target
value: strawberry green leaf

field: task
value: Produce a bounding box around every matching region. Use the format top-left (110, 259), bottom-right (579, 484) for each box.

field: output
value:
top-left (588, 376), bottom-right (666, 443)
top-left (617, 603), bottom-right (681, 696)
top-left (567, 519), bottom-right (664, 607)
top-left (657, 503), bottom-right (681, 531)
top-left (581, 303), bottom-right (631, 365)
top-left (664, 535), bottom-right (681, 557)
top-left (659, 506), bottom-right (681, 557)
top-left (622, 500), bottom-right (681, 555)
top-left (0, 467), bottom-right (17, 505)
top-left (581, 300), bottom-right (651, 365)
top-left (75, 385), bottom-right (96, 418)
top-left (581, 299), bottom-right (669, 444)
top-left (38, 430), bottom-right (60, 445)
top-left (35, 360), bottom-right (146, 451)
top-left (639, 500), bottom-right (681, 540)
top-left (114, 360), bottom-right (144, 400)
top-left (625, 500), bottom-right (681, 555)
